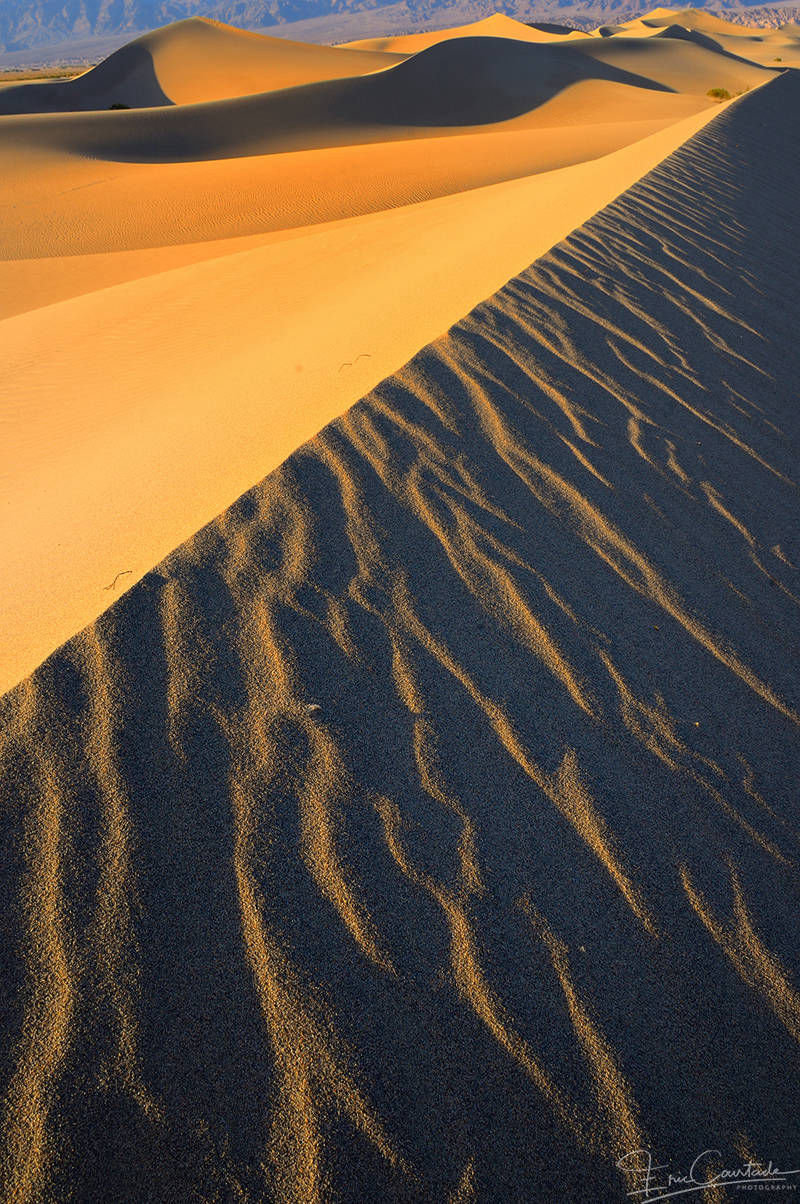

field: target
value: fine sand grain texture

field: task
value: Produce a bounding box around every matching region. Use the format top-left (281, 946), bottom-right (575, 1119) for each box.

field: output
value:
top-left (0, 7), bottom-right (780, 697)
top-left (1, 67), bottom-right (799, 1203)
top-left (0, 110), bottom-right (724, 698)
top-left (3, 15), bottom-right (768, 695)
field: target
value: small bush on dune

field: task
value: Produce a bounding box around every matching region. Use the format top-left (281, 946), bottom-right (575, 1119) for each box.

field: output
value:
top-left (109, 101), bottom-right (130, 109)
top-left (707, 87), bottom-right (732, 100)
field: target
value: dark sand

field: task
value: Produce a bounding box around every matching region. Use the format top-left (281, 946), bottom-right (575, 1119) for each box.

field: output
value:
top-left (1, 70), bottom-right (799, 1203)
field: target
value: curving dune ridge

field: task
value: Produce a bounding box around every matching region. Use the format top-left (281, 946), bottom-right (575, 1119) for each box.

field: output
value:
top-left (2, 11), bottom-right (770, 698)
top-left (1, 67), bottom-right (798, 1203)
top-left (599, 6), bottom-right (800, 65)
top-left (0, 16), bottom-right (405, 114)
top-left (340, 12), bottom-right (590, 52)
top-left (0, 32), bottom-right (769, 162)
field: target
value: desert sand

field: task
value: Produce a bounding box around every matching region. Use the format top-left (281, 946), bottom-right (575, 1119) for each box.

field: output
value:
top-left (0, 11), bottom-right (779, 696)
top-left (0, 19), bottom-right (407, 112)
top-left (1, 9), bottom-right (799, 1202)
top-left (340, 11), bottom-right (591, 51)
top-left (599, 7), bottom-right (800, 66)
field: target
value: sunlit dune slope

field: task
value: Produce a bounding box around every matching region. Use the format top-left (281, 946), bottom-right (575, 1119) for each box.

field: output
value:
top-left (564, 29), bottom-right (772, 92)
top-left (600, 6), bottom-right (765, 37)
top-left (599, 6), bottom-right (800, 67)
top-left (0, 104), bottom-right (721, 696)
top-left (0, 33), bottom-right (770, 167)
top-left (0, 16), bottom-right (404, 115)
top-left (0, 104), bottom-right (718, 267)
top-left (0, 71), bottom-right (798, 1204)
top-left (340, 12), bottom-right (589, 52)
top-left (0, 13), bottom-right (776, 695)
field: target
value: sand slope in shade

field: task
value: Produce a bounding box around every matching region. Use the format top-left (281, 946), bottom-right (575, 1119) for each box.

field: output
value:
top-left (0, 17), bottom-right (405, 114)
top-left (340, 12), bottom-right (590, 52)
top-left (1, 69), bottom-right (799, 1204)
top-left (0, 104), bottom-right (722, 699)
top-left (4, 7), bottom-right (770, 695)
top-left (600, 7), bottom-right (800, 66)
top-left (0, 33), bottom-right (770, 166)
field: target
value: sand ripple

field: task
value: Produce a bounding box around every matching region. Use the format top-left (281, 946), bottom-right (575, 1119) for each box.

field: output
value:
top-left (1, 73), bottom-right (799, 1201)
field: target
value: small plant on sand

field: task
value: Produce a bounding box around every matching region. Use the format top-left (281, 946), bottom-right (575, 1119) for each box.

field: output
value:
top-left (707, 87), bottom-right (731, 100)
top-left (109, 101), bottom-right (130, 109)
top-left (774, 56), bottom-right (782, 61)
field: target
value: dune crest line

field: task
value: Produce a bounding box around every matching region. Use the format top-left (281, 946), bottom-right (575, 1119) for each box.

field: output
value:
top-left (1, 68), bottom-right (799, 1202)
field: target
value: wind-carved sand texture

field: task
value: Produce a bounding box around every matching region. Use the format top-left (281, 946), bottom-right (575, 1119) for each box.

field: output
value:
top-left (2, 11), bottom-right (791, 695)
top-left (0, 65), bottom-right (798, 1202)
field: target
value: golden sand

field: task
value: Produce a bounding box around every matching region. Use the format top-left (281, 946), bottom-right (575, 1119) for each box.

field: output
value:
top-left (1, 10), bottom-right (799, 1201)
top-left (0, 11), bottom-right (784, 695)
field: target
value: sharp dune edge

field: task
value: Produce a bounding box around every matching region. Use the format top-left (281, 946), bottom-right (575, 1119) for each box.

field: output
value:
top-left (0, 105), bottom-right (726, 697)
top-left (1, 54), bottom-right (800, 1204)
top-left (3, 9), bottom-right (795, 697)
top-left (0, 18), bottom-right (408, 112)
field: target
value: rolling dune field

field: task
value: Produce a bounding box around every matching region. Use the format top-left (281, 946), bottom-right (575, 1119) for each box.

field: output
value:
top-left (0, 19), bottom-right (407, 112)
top-left (1, 41), bottom-right (799, 1203)
top-left (2, 11), bottom-right (784, 697)
top-left (598, 6), bottom-right (800, 66)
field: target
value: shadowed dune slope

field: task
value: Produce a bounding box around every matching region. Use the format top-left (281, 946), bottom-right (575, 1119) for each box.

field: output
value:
top-left (340, 12), bottom-right (590, 52)
top-left (564, 30), bottom-right (772, 91)
top-left (599, 7), bottom-right (800, 67)
top-left (0, 104), bottom-right (723, 697)
top-left (0, 17), bottom-right (404, 115)
top-left (0, 34), bottom-right (770, 163)
top-left (611, 7), bottom-right (774, 37)
top-left (1, 73), bottom-right (800, 1203)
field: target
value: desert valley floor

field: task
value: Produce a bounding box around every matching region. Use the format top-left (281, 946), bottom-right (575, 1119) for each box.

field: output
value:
top-left (1, 8), bottom-right (799, 1202)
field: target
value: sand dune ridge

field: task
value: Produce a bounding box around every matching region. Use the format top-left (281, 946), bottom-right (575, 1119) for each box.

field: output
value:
top-left (1, 67), bottom-right (798, 1202)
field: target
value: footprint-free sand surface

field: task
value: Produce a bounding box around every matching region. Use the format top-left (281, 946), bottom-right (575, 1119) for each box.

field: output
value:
top-left (1, 22), bottom-right (799, 1199)
top-left (599, 6), bottom-right (800, 67)
top-left (0, 10), bottom-right (779, 695)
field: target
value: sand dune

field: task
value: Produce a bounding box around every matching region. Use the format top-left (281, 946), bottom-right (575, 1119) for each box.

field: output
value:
top-left (600, 7), bottom-right (800, 66)
top-left (2, 7), bottom-right (777, 696)
top-left (0, 33), bottom-right (767, 166)
top-left (564, 29), bottom-right (772, 91)
top-left (342, 6), bottom-right (800, 72)
top-left (600, 6), bottom-right (767, 36)
top-left (340, 12), bottom-right (590, 52)
top-left (0, 27), bottom-right (770, 272)
top-left (0, 17), bottom-right (404, 115)
top-left (0, 104), bottom-right (722, 698)
top-left (0, 66), bottom-right (798, 1203)
top-left (0, 101), bottom-right (712, 256)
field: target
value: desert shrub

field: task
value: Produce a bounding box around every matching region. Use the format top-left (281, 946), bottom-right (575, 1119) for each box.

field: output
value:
top-left (707, 88), bottom-right (731, 100)
top-left (109, 102), bottom-right (130, 109)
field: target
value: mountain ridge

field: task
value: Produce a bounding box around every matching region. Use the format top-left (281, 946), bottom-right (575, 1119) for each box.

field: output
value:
top-left (1, 0), bottom-right (797, 53)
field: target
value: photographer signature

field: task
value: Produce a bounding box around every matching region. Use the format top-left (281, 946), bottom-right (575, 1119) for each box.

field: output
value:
top-left (618, 1148), bottom-right (800, 1201)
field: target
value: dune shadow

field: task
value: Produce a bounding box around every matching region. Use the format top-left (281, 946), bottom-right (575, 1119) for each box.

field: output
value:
top-left (524, 21), bottom-right (582, 35)
top-left (330, 35), bottom-right (675, 127)
top-left (653, 22), bottom-right (785, 69)
top-left (0, 42), bottom-right (171, 115)
top-left (48, 35), bottom-right (680, 166)
top-left (1, 68), bottom-right (799, 1204)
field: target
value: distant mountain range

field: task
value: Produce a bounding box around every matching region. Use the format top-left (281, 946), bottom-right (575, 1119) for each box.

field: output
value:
top-left (5, 0), bottom-right (361, 52)
top-left (1, 0), bottom-right (797, 54)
